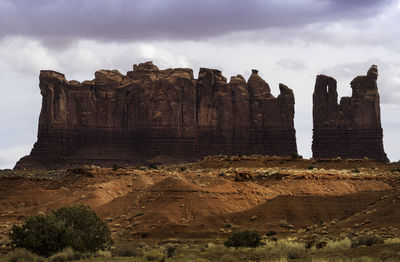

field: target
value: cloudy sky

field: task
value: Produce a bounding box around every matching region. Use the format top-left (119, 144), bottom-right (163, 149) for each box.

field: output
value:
top-left (1, 0), bottom-right (400, 168)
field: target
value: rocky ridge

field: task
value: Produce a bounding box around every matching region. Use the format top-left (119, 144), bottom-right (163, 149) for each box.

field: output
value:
top-left (15, 62), bottom-right (297, 169)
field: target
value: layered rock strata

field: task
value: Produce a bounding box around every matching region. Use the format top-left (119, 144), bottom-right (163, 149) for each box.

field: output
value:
top-left (15, 62), bottom-right (297, 169)
top-left (312, 65), bottom-right (388, 162)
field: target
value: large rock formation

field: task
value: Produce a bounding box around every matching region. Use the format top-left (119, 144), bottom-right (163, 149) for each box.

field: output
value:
top-left (312, 65), bottom-right (388, 162)
top-left (15, 62), bottom-right (297, 169)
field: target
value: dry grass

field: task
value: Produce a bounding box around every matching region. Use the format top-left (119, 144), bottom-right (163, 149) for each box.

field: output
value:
top-left (2, 235), bottom-right (400, 262)
top-left (272, 239), bottom-right (306, 259)
top-left (384, 237), bottom-right (400, 245)
top-left (48, 247), bottom-right (92, 262)
top-left (111, 245), bottom-right (143, 257)
top-left (2, 248), bottom-right (45, 262)
top-left (324, 237), bottom-right (352, 251)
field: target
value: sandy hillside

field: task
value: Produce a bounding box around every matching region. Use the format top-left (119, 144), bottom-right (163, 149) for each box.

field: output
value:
top-left (1, 156), bottom-right (400, 248)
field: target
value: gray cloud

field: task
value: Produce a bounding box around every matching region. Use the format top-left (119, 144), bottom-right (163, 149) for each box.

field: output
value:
top-left (319, 59), bottom-right (400, 106)
top-left (0, 0), bottom-right (396, 47)
top-left (276, 58), bottom-right (307, 71)
top-left (319, 60), bottom-right (379, 79)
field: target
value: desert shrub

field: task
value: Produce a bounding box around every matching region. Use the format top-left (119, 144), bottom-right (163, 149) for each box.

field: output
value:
top-left (265, 230), bottom-right (277, 236)
top-left (140, 232), bottom-right (149, 238)
top-left (51, 205), bottom-right (112, 252)
top-left (48, 247), bottom-right (91, 262)
top-left (111, 244), bottom-right (143, 257)
top-left (135, 212), bottom-right (144, 217)
top-left (5, 248), bottom-right (45, 262)
top-left (67, 167), bottom-right (94, 177)
top-left (324, 237), bottom-right (351, 251)
top-left (10, 212), bottom-right (70, 257)
top-left (10, 205), bottom-right (112, 257)
top-left (144, 250), bottom-right (166, 261)
top-left (391, 168), bottom-right (400, 173)
top-left (308, 165), bottom-right (316, 170)
top-left (164, 244), bottom-right (177, 258)
top-left (223, 223), bottom-right (232, 229)
top-left (276, 239), bottom-right (305, 259)
top-left (205, 242), bottom-right (216, 249)
top-left (224, 230), bottom-right (261, 248)
top-left (148, 163), bottom-right (158, 170)
top-left (279, 220), bottom-right (294, 230)
top-left (315, 240), bottom-right (327, 249)
top-left (112, 164), bottom-right (119, 171)
top-left (384, 237), bottom-right (400, 245)
top-left (352, 167), bottom-right (360, 173)
top-left (351, 235), bottom-right (384, 248)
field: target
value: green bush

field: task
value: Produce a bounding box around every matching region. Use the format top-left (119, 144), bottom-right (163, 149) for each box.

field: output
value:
top-left (9, 205), bottom-right (112, 257)
top-left (224, 230), bottom-right (261, 248)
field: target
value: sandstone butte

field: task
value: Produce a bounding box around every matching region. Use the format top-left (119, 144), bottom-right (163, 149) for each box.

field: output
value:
top-left (312, 65), bottom-right (389, 162)
top-left (15, 61), bottom-right (298, 169)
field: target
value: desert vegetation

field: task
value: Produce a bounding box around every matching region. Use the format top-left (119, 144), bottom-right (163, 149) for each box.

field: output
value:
top-left (9, 205), bottom-right (112, 257)
top-left (1, 156), bottom-right (400, 261)
top-left (2, 203), bottom-right (400, 261)
top-left (2, 236), bottom-right (400, 262)
top-left (224, 230), bottom-right (261, 248)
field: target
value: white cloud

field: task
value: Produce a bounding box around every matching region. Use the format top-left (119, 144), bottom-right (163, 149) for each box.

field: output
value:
top-left (0, 36), bottom-right (58, 75)
top-left (276, 58), bottom-right (307, 71)
top-left (0, 144), bottom-right (32, 169)
top-left (319, 59), bottom-right (400, 106)
top-left (138, 44), bottom-right (191, 69)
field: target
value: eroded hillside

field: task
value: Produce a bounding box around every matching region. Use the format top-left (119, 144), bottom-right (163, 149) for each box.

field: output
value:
top-left (1, 156), bottom-right (400, 252)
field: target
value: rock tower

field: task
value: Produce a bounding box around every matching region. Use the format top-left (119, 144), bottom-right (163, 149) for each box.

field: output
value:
top-left (312, 65), bottom-right (388, 162)
top-left (15, 62), bottom-right (297, 169)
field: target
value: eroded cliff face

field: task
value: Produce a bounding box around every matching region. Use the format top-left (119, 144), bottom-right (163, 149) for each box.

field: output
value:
top-left (15, 62), bottom-right (297, 169)
top-left (312, 65), bottom-right (388, 162)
